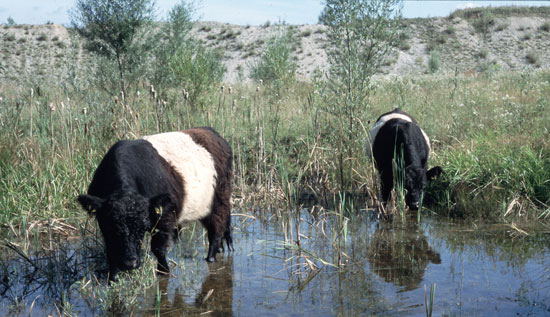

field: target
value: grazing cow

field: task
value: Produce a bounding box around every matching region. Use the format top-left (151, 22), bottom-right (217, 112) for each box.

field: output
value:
top-left (78, 127), bottom-right (232, 281)
top-left (366, 108), bottom-right (442, 210)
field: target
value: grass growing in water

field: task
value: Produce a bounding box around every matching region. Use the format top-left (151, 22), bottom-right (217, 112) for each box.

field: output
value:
top-left (0, 69), bottom-right (549, 313)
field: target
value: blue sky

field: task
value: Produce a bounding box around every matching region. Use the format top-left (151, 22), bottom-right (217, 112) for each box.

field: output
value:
top-left (1, 1), bottom-right (549, 26)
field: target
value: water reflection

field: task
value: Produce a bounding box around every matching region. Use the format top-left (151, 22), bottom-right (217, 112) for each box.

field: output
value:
top-left (144, 256), bottom-right (234, 316)
top-left (367, 222), bottom-right (441, 292)
top-left (2, 215), bottom-right (550, 315)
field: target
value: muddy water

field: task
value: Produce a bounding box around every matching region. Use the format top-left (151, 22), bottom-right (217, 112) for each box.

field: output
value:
top-left (1, 211), bottom-right (550, 315)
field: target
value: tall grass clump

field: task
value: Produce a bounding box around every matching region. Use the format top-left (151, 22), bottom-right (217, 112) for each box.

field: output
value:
top-left (428, 132), bottom-right (550, 220)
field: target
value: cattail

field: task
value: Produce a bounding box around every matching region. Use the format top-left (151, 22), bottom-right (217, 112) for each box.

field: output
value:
top-left (49, 103), bottom-right (56, 112)
top-left (150, 85), bottom-right (157, 100)
top-left (221, 86), bottom-right (225, 93)
top-left (228, 86), bottom-right (232, 94)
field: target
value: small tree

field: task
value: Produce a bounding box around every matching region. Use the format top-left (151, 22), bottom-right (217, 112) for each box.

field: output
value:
top-left (70, 0), bottom-right (156, 94)
top-left (317, 0), bottom-right (402, 189)
top-left (249, 31), bottom-right (297, 91)
top-left (151, 1), bottom-right (195, 88)
top-left (152, 1), bottom-right (225, 108)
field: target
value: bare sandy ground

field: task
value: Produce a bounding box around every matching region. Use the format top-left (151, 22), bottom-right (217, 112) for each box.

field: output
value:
top-left (1, 15), bottom-right (548, 84)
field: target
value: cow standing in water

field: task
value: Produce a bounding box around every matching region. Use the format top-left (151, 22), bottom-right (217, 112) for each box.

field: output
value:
top-left (78, 127), bottom-right (232, 281)
top-left (366, 109), bottom-right (442, 210)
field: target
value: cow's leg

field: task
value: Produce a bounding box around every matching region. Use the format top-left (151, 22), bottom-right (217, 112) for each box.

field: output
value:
top-left (224, 228), bottom-right (233, 252)
top-left (201, 216), bottom-right (223, 262)
top-left (151, 232), bottom-right (171, 275)
top-left (218, 191), bottom-right (233, 253)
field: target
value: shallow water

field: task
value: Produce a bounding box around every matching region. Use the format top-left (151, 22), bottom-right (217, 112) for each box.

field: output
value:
top-left (1, 210), bottom-right (550, 315)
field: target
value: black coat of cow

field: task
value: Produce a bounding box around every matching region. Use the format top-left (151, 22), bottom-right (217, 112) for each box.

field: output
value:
top-left (78, 127), bottom-right (232, 281)
top-left (367, 109), bottom-right (442, 210)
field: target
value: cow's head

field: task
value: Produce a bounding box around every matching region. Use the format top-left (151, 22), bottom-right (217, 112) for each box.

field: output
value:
top-left (404, 166), bottom-right (443, 210)
top-left (78, 191), bottom-right (175, 281)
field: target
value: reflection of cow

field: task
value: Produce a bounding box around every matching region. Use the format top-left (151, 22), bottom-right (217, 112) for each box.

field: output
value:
top-left (366, 108), bottom-right (442, 210)
top-left (150, 257), bottom-right (234, 315)
top-left (367, 225), bottom-right (441, 291)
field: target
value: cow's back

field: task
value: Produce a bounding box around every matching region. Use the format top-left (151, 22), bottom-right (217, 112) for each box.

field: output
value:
top-left (88, 140), bottom-right (180, 200)
top-left (367, 109), bottom-right (430, 159)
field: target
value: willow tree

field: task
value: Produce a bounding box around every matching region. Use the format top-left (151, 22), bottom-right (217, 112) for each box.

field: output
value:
top-left (318, 0), bottom-right (402, 189)
top-left (70, 0), bottom-right (156, 94)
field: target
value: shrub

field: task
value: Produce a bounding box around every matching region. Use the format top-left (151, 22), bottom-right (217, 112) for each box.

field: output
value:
top-left (539, 21), bottom-right (550, 32)
top-left (472, 10), bottom-right (495, 36)
top-left (249, 32), bottom-right (297, 88)
top-left (526, 52), bottom-right (540, 67)
top-left (36, 33), bottom-right (48, 41)
top-left (495, 23), bottom-right (508, 32)
top-left (167, 43), bottom-right (225, 108)
top-left (199, 25), bottom-right (212, 32)
top-left (427, 50), bottom-right (440, 73)
top-left (70, 0), bottom-right (157, 94)
top-left (478, 48), bottom-right (488, 59)
top-left (399, 41), bottom-right (411, 51)
top-left (444, 25), bottom-right (456, 35)
top-left (522, 33), bottom-right (532, 41)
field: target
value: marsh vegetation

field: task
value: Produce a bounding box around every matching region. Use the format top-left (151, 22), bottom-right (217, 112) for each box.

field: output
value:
top-left (1, 1), bottom-right (550, 315)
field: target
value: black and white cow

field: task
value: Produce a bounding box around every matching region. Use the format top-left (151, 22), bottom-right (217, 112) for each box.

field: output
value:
top-left (78, 127), bottom-right (232, 281)
top-left (366, 108), bottom-right (442, 210)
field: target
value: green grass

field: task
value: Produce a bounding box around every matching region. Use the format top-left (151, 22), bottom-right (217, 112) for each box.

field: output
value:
top-left (1, 69), bottom-right (549, 228)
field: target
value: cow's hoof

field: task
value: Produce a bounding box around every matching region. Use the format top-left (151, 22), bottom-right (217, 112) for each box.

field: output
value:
top-left (206, 255), bottom-right (216, 262)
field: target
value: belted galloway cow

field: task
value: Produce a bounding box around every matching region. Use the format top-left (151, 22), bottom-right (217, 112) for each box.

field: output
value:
top-left (366, 108), bottom-right (442, 210)
top-left (78, 127), bottom-right (232, 281)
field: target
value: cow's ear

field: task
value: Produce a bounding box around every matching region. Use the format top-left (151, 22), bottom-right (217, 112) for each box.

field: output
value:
top-left (149, 194), bottom-right (176, 221)
top-left (77, 194), bottom-right (104, 216)
top-left (426, 166), bottom-right (443, 180)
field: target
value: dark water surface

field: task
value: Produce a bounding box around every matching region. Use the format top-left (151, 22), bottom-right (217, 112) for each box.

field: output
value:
top-left (1, 211), bottom-right (550, 315)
